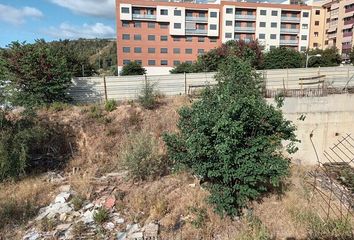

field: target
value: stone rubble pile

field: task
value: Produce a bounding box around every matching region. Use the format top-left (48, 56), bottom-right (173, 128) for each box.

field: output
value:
top-left (23, 183), bottom-right (159, 240)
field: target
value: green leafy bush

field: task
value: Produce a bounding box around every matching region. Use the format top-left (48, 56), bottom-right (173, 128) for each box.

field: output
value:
top-left (263, 47), bottom-right (304, 69)
top-left (104, 99), bottom-right (117, 112)
top-left (163, 57), bottom-right (298, 216)
top-left (170, 62), bottom-right (196, 74)
top-left (122, 132), bottom-right (170, 181)
top-left (0, 111), bottom-right (71, 181)
top-left (138, 81), bottom-right (159, 110)
top-left (120, 61), bottom-right (146, 76)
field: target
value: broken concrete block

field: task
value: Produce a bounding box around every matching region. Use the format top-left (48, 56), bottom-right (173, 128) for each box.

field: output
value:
top-left (23, 231), bottom-right (41, 240)
top-left (116, 232), bottom-right (127, 240)
top-left (54, 192), bottom-right (71, 203)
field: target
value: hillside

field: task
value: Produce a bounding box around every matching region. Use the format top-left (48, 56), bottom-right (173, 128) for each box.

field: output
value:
top-left (0, 96), bottom-right (352, 240)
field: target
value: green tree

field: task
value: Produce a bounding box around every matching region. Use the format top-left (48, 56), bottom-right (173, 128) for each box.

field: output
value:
top-left (3, 40), bottom-right (72, 106)
top-left (170, 62), bottom-right (196, 74)
top-left (163, 57), bottom-right (298, 216)
top-left (263, 47), bottom-right (303, 69)
top-left (120, 61), bottom-right (146, 76)
top-left (349, 46), bottom-right (354, 64)
top-left (307, 47), bottom-right (341, 67)
top-left (0, 50), bottom-right (8, 105)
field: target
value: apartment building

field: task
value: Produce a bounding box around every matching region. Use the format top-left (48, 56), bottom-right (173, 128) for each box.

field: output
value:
top-left (116, 0), bottom-right (312, 73)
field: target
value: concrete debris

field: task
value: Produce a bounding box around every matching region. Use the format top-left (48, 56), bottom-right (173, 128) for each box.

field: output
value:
top-left (104, 222), bottom-right (115, 231)
top-left (117, 232), bottom-right (127, 240)
top-left (81, 209), bottom-right (94, 224)
top-left (104, 196), bottom-right (116, 209)
top-left (143, 223), bottom-right (159, 238)
top-left (54, 191), bottom-right (71, 203)
top-left (23, 231), bottom-right (41, 240)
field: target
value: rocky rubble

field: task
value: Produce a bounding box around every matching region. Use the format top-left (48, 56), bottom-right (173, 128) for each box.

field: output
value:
top-left (22, 177), bottom-right (159, 240)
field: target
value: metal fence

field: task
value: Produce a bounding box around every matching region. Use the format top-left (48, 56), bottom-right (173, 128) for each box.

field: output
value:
top-left (69, 66), bottom-right (354, 103)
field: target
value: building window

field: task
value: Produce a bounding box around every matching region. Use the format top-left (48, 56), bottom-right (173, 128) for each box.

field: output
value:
top-left (160, 35), bottom-right (168, 41)
top-left (123, 60), bottom-right (131, 65)
top-left (226, 20), bottom-right (232, 26)
top-left (301, 35), bottom-right (307, 40)
top-left (199, 12), bottom-right (206, 17)
top-left (148, 48), bottom-right (155, 53)
top-left (235, 22), bottom-right (241, 27)
top-left (122, 21), bottom-right (129, 27)
top-left (302, 24), bottom-right (308, 29)
top-left (121, 7), bottom-right (130, 13)
top-left (148, 35), bottom-right (155, 41)
top-left (316, 10), bottom-right (320, 15)
top-left (300, 46), bottom-right (306, 51)
top-left (314, 32), bottom-right (319, 37)
top-left (174, 23), bottom-right (181, 29)
top-left (174, 10), bottom-right (181, 16)
top-left (259, 22), bottom-right (266, 27)
top-left (226, 8), bottom-right (233, 14)
top-left (122, 34), bottom-right (130, 40)
top-left (185, 48), bottom-right (193, 54)
top-left (315, 21), bottom-right (319, 26)
top-left (210, 12), bottom-right (217, 18)
top-left (186, 36), bottom-right (193, 42)
top-left (313, 43), bottom-right (318, 47)
top-left (134, 34), bottom-right (142, 40)
top-left (325, 40), bottom-right (328, 45)
top-left (303, 12), bottom-right (309, 17)
top-left (161, 60), bottom-right (168, 66)
top-left (260, 10), bottom-right (266, 15)
top-left (235, 33), bottom-right (240, 40)
top-left (271, 22), bottom-right (277, 28)
top-left (160, 9), bottom-right (168, 15)
top-left (259, 33), bottom-right (265, 39)
top-left (134, 47), bottom-right (142, 53)
top-left (247, 10), bottom-right (253, 16)
top-left (270, 34), bottom-right (276, 39)
top-left (271, 10), bottom-right (278, 16)
top-left (198, 49), bottom-right (205, 54)
top-left (225, 32), bottom-right (232, 38)
top-left (210, 37), bottom-right (217, 42)
top-left (247, 22), bottom-right (253, 27)
top-left (199, 24), bottom-right (206, 30)
top-left (134, 22), bottom-right (141, 28)
top-left (148, 22), bottom-right (155, 28)
top-left (123, 47), bottom-right (130, 53)
top-left (210, 24), bottom-right (217, 30)
top-left (160, 48), bottom-right (168, 53)
top-left (173, 61), bottom-right (181, 66)
top-left (173, 48), bottom-right (180, 54)
top-left (148, 60), bottom-right (156, 66)
top-left (198, 37), bottom-right (205, 42)
top-left (160, 23), bottom-right (168, 29)
top-left (133, 9), bottom-right (140, 14)
top-left (270, 46), bottom-right (276, 50)
top-left (135, 60), bottom-right (142, 65)
top-left (173, 37), bottom-right (181, 41)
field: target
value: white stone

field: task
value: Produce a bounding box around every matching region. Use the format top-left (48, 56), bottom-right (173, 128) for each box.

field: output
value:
top-left (23, 231), bottom-right (41, 240)
top-left (54, 192), bottom-right (71, 203)
top-left (116, 232), bottom-right (127, 240)
top-left (104, 222), bottom-right (115, 231)
top-left (81, 210), bottom-right (94, 224)
top-left (130, 232), bottom-right (143, 239)
top-left (83, 203), bottom-right (94, 210)
top-left (126, 223), bottom-right (140, 233)
top-left (59, 185), bottom-right (71, 192)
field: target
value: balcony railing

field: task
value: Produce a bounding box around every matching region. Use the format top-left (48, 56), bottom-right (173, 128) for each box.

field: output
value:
top-left (328, 33), bottom-right (337, 39)
top-left (281, 16), bottom-right (300, 23)
top-left (280, 39), bottom-right (298, 45)
top-left (185, 29), bottom-right (208, 35)
top-left (234, 27), bottom-right (255, 33)
top-left (235, 14), bottom-right (256, 20)
top-left (280, 28), bottom-right (300, 34)
top-left (132, 14), bottom-right (156, 20)
top-left (185, 16), bottom-right (208, 22)
top-left (235, 38), bottom-right (253, 43)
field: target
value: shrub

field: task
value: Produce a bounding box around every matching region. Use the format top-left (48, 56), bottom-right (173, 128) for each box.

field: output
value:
top-left (138, 81), bottom-right (159, 110)
top-left (263, 47), bottom-right (303, 69)
top-left (170, 62), bottom-right (196, 74)
top-left (104, 99), bottom-right (118, 112)
top-left (307, 47), bottom-right (341, 67)
top-left (122, 132), bottom-right (170, 181)
top-left (0, 110), bottom-right (71, 181)
top-left (163, 57), bottom-right (298, 216)
top-left (93, 207), bottom-right (109, 224)
top-left (49, 102), bottom-right (69, 112)
top-left (188, 206), bottom-right (208, 229)
top-left (71, 196), bottom-right (84, 211)
top-left (120, 61), bottom-right (146, 76)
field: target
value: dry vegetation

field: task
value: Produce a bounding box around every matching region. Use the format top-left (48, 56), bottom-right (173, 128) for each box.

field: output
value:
top-left (0, 96), bottom-right (353, 239)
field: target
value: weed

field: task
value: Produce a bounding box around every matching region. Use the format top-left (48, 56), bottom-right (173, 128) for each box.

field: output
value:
top-left (93, 207), bottom-right (109, 224)
top-left (237, 214), bottom-right (272, 240)
top-left (0, 199), bottom-right (37, 228)
top-left (188, 206), bottom-right (208, 229)
top-left (88, 104), bottom-right (104, 119)
top-left (150, 199), bottom-right (169, 220)
top-left (138, 81), bottom-right (159, 110)
top-left (48, 102), bottom-right (69, 112)
top-left (40, 217), bottom-right (57, 231)
top-left (104, 99), bottom-right (118, 112)
top-left (121, 132), bottom-right (171, 181)
top-left (72, 221), bottom-right (86, 237)
top-left (71, 195), bottom-right (84, 211)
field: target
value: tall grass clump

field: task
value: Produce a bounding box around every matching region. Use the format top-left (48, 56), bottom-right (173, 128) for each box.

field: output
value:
top-left (138, 81), bottom-right (159, 110)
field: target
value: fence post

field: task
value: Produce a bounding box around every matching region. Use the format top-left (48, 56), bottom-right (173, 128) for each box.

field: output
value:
top-left (103, 75), bottom-right (108, 102)
top-left (144, 74), bottom-right (148, 86)
top-left (184, 72), bottom-right (187, 95)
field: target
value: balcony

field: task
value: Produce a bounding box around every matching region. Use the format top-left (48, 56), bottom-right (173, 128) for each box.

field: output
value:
top-left (327, 32), bottom-right (337, 39)
top-left (280, 28), bottom-right (300, 34)
top-left (185, 29), bottom-right (208, 35)
top-left (132, 14), bottom-right (156, 20)
top-left (281, 16), bottom-right (300, 23)
top-left (185, 16), bottom-right (208, 22)
top-left (234, 27), bottom-right (255, 33)
top-left (235, 14), bottom-right (256, 21)
top-left (280, 39), bottom-right (298, 45)
top-left (235, 38), bottom-right (253, 43)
